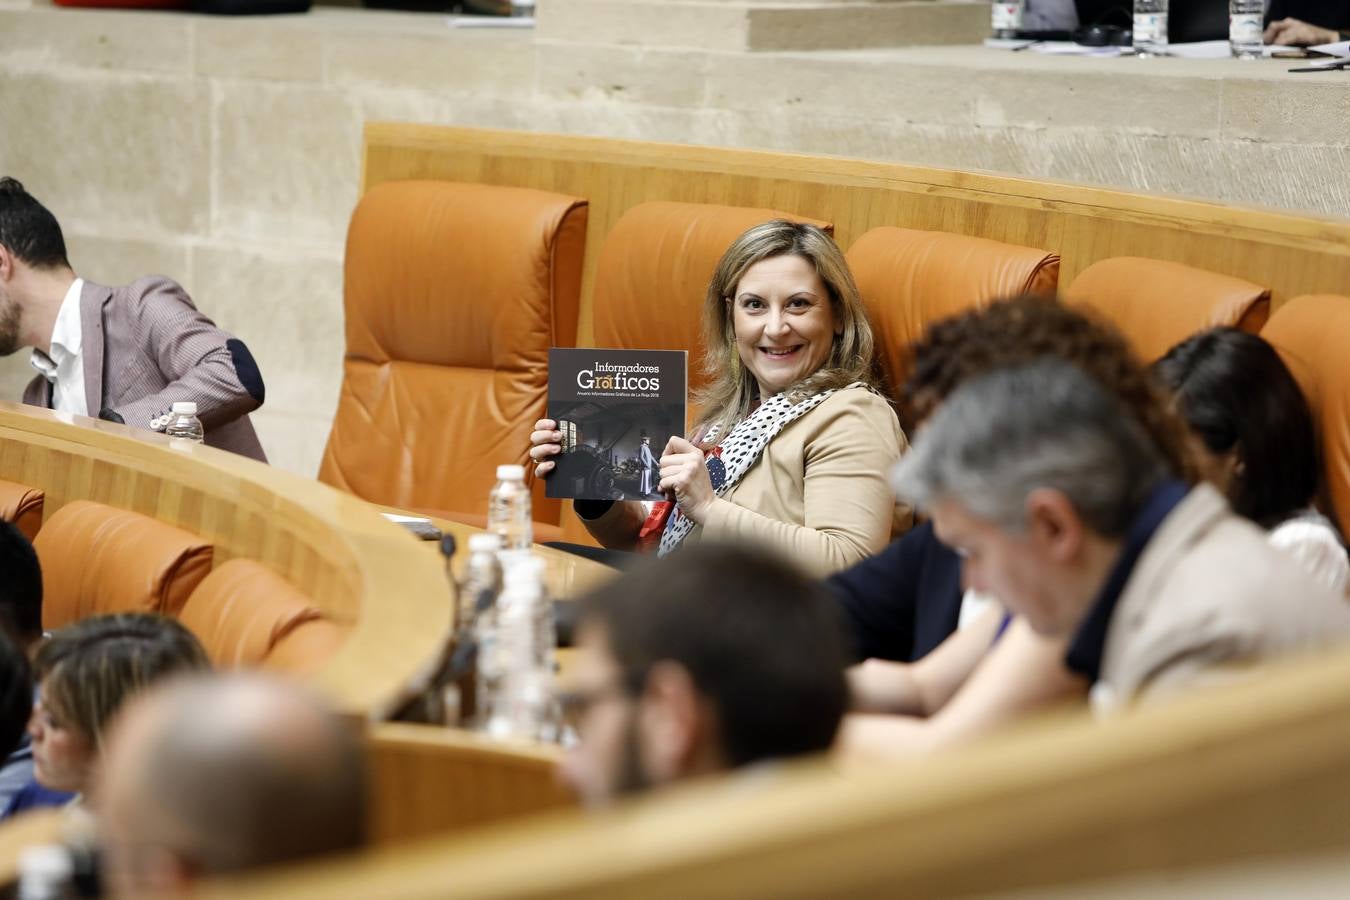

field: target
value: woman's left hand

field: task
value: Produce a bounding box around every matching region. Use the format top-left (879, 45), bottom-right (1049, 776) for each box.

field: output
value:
top-left (659, 437), bottom-right (718, 524)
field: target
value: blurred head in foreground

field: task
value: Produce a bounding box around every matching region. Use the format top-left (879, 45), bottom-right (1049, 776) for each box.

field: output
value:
top-left (562, 543), bottom-right (848, 805)
top-left (0, 519), bottom-right (43, 655)
top-left (98, 673), bottom-right (366, 898)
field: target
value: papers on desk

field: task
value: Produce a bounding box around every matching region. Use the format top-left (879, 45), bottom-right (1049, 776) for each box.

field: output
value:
top-left (982, 38), bottom-right (1128, 56)
top-left (1310, 40), bottom-right (1350, 57)
top-left (986, 37), bottom-right (1350, 61)
top-left (447, 15), bottom-right (534, 28)
top-left (380, 513), bottom-right (445, 542)
top-left (1031, 41), bottom-right (1130, 56)
top-left (1161, 40), bottom-right (1328, 58)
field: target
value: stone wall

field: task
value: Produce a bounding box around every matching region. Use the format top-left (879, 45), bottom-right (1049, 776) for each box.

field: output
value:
top-left (0, 1), bottom-right (1346, 475)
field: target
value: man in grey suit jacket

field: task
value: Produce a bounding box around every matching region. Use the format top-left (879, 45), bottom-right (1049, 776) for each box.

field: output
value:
top-left (893, 359), bottom-right (1350, 713)
top-left (0, 178), bottom-right (266, 461)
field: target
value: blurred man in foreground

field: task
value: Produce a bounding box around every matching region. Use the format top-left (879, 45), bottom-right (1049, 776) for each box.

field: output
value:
top-left (98, 674), bottom-right (366, 897)
top-left (561, 543), bottom-right (848, 805)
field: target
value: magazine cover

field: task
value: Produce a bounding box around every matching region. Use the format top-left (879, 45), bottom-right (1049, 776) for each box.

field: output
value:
top-left (546, 348), bottom-right (688, 501)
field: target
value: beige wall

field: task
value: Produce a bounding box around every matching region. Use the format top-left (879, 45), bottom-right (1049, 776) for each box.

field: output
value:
top-left (1, 1), bottom-right (1346, 475)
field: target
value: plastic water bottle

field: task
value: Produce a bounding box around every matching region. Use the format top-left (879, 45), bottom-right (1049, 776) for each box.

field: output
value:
top-left (461, 533), bottom-right (503, 628)
top-left (18, 845), bottom-right (74, 900)
top-left (164, 401), bottom-right (204, 442)
top-left (1228, 0), bottom-right (1263, 58)
top-left (485, 552), bottom-right (554, 741)
top-left (990, 0), bottom-right (1023, 39)
top-left (488, 464), bottom-right (532, 550)
top-left (1132, 0), bottom-right (1169, 55)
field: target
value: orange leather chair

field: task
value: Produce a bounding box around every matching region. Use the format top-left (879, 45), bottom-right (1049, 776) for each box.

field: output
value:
top-left (562, 201), bottom-right (832, 545)
top-left (845, 227), bottom-right (1060, 405)
top-left (178, 559), bottom-right (340, 671)
top-left (1064, 257), bottom-right (1270, 362)
top-left (0, 479), bottom-right (44, 542)
top-left (34, 501), bottom-right (213, 630)
top-left (319, 180), bottom-right (588, 536)
top-left (1262, 295), bottom-right (1350, 536)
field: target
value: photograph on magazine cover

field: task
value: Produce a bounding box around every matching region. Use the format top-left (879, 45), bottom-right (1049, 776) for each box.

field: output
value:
top-left (546, 348), bottom-right (688, 502)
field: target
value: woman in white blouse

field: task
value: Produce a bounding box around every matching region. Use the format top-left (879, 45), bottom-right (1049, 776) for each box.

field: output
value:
top-left (1153, 327), bottom-right (1349, 594)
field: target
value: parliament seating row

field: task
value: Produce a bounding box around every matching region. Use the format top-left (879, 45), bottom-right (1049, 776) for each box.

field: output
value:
top-left (0, 401), bottom-right (458, 718)
top-left (314, 183), bottom-right (1276, 547)
top-left (0, 490), bottom-right (348, 675)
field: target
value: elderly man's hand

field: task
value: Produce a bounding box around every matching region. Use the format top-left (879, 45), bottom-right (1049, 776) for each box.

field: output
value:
top-left (1264, 17), bottom-right (1340, 45)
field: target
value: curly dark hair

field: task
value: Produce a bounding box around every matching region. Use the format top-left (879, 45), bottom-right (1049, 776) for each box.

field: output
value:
top-left (904, 294), bottom-right (1201, 484)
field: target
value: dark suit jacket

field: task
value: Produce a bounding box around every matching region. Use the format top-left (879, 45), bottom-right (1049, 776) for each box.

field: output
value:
top-left (22, 277), bottom-right (267, 462)
top-left (827, 520), bottom-right (963, 664)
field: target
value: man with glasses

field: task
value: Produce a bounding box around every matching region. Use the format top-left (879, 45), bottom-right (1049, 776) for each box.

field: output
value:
top-left (559, 543), bottom-right (848, 805)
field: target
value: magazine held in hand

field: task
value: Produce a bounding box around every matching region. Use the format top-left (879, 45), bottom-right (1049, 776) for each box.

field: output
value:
top-left (546, 348), bottom-right (687, 502)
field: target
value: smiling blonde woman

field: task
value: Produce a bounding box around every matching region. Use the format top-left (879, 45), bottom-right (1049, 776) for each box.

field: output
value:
top-left (530, 220), bottom-right (909, 576)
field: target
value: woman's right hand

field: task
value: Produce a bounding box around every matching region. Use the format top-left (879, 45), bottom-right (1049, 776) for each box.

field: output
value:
top-left (528, 419), bottom-right (563, 477)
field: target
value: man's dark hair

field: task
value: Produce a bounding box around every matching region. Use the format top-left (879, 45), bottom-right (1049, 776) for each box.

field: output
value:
top-left (0, 630), bottom-right (32, 760)
top-left (0, 178), bottom-right (70, 270)
top-left (0, 521), bottom-right (42, 649)
top-left (1153, 327), bottom-right (1320, 529)
top-left (578, 543), bottom-right (848, 768)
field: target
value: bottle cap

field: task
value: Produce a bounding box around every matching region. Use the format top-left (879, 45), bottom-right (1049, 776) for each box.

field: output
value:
top-left (496, 464), bottom-right (525, 481)
top-left (171, 401), bottom-right (198, 416)
top-left (468, 533), bottom-right (503, 552)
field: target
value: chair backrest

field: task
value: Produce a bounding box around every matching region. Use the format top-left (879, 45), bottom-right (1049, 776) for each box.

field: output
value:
top-left (33, 500), bottom-right (213, 630)
top-left (319, 179), bottom-right (588, 527)
top-left (1064, 257), bottom-right (1270, 362)
top-left (845, 226), bottom-right (1060, 404)
top-left (1261, 294), bottom-right (1350, 536)
top-left (178, 559), bottom-right (330, 669)
top-left (0, 479), bottom-right (43, 542)
top-left (591, 201), bottom-right (833, 398)
top-left (261, 617), bottom-right (351, 677)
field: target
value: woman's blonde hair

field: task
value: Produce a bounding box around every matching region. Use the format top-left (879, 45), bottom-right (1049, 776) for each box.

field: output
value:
top-left (695, 220), bottom-right (876, 443)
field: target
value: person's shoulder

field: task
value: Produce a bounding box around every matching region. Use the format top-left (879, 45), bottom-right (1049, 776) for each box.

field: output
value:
top-left (805, 385), bottom-right (899, 427)
top-left (1170, 508), bottom-right (1346, 628)
top-left (115, 276), bottom-right (194, 309)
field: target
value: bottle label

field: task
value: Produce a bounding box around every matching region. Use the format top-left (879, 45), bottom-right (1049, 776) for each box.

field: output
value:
top-left (1229, 13), bottom-right (1262, 45)
top-left (1133, 13), bottom-right (1167, 48)
top-left (992, 3), bottom-right (1022, 31)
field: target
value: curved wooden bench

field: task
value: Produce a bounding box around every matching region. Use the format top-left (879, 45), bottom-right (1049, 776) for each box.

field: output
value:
top-left (0, 401), bottom-right (608, 716)
top-left (191, 645), bottom-right (1350, 899)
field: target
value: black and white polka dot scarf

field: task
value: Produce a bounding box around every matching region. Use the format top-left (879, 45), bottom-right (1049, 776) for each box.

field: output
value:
top-left (657, 382), bottom-right (868, 557)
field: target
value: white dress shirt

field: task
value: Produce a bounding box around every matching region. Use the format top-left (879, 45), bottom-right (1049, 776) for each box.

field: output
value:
top-left (1269, 509), bottom-right (1350, 595)
top-left (29, 278), bottom-right (89, 417)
